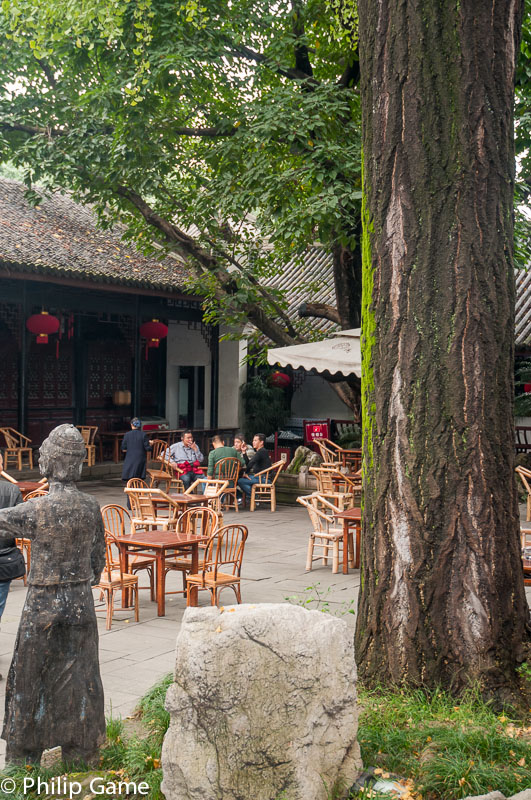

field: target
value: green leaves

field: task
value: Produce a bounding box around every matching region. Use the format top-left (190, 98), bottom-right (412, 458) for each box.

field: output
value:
top-left (0, 0), bottom-right (362, 343)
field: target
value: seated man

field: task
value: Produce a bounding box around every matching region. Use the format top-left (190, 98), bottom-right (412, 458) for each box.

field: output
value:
top-left (164, 429), bottom-right (204, 490)
top-left (237, 433), bottom-right (272, 501)
top-left (207, 435), bottom-right (245, 478)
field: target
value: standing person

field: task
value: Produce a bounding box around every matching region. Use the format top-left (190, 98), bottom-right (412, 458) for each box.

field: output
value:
top-left (237, 433), bottom-right (271, 501)
top-left (165, 430), bottom-right (204, 490)
top-left (0, 454), bottom-right (24, 680)
top-left (207, 435), bottom-right (245, 478)
top-left (121, 418), bottom-right (153, 483)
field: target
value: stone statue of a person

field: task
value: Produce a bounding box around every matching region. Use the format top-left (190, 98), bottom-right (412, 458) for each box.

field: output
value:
top-left (0, 424), bottom-right (106, 763)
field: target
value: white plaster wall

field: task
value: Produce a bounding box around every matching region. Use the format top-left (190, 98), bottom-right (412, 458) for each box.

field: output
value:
top-left (291, 373), bottom-right (351, 419)
top-left (166, 321), bottom-right (211, 428)
top-left (217, 335), bottom-right (242, 428)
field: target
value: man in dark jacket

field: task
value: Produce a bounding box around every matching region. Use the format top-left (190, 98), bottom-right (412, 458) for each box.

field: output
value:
top-left (237, 433), bottom-right (271, 500)
top-left (121, 418), bottom-right (153, 483)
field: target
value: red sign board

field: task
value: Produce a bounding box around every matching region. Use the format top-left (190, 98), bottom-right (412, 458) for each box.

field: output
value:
top-left (304, 420), bottom-right (330, 448)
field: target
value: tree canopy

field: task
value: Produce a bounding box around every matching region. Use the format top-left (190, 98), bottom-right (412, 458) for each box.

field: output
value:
top-left (0, 0), bottom-right (362, 407)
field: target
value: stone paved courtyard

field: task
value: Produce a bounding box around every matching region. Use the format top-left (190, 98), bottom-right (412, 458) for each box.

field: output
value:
top-left (0, 479), bottom-right (361, 765)
top-left (1, 480), bottom-right (530, 767)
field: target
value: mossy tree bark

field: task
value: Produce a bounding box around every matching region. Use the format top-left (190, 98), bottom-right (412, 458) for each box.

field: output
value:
top-left (355, 0), bottom-right (529, 696)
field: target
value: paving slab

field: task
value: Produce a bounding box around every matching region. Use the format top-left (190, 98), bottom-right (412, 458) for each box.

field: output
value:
top-left (0, 477), bottom-right (529, 770)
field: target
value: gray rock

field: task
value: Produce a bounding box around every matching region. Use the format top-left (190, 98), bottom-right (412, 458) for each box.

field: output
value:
top-left (463, 793), bottom-right (506, 800)
top-left (161, 603), bottom-right (362, 800)
top-left (509, 791), bottom-right (531, 800)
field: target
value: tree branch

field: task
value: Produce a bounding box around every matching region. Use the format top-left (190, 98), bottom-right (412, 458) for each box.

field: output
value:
top-left (115, 184), bottom-right (302, 346)
top-left (0, 120), bottom-right (63, 137)
top-left (35, 58), bottom-right (58, 90)
top-left (298, 301), bottom-right (341, 324)
top-left (227, 44), bottom-right (319, 86)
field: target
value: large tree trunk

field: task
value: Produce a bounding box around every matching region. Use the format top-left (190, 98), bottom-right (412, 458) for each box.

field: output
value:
top-left (355, 0), bottom-right (528, 698)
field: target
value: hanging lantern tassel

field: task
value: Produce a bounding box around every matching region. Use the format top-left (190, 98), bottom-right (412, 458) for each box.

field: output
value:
top-left (139, 319), bottom-right (168, 357)
top-left (26, 311), bottom-right (60, 345)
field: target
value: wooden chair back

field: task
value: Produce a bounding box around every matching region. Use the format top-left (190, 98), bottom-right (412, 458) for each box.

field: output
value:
top-left (210, 524), bottom-right (248, 578)
top-left (315, 438), bottom-right (342, 465)
top-left (516, 465), bottom-right (531, 492)
top-left (101, 504), bottom-right (130, 537)
top-left (214, 457), bottom-right (241, 483)
top-left (297, 494), bottom-right (334, 533)
top-left (178, 506), bottom-right (219, 538)
top-left (126, 477), bottom-right (148, 490)
top-left (23, 488), bottom-right (48, 500)
top-left (256, 460), bottom-right (285, 486)
top-left (0, 427), bottom-right (31, 449)
top-left (522, 528), bottom-right (531, 551)
top-left (125, 487), bottom-right (179, 526)
top-left (76, 425), bottom-right (98, 445)
top-left (150, 439), bottom-right (167, 464)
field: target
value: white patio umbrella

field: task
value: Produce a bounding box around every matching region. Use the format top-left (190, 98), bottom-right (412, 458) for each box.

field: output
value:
top-left (267, 328), bottom-right (361, 378)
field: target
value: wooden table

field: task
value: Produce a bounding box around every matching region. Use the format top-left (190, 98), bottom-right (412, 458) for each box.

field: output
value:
top-left (339, 449), bottom-right (362, 471)
top-left (333, 507), bottom-right (361, 573)
top-left (17, 481), bottom-right (45, 499)
top-left (168, 493), bottom-right (210, 513)
top-left (115, 529), bottom-right (209, 616)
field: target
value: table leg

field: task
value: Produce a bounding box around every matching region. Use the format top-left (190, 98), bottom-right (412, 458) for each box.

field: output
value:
top-left (188, 542), bottom-right (199, 607)
top-left (342, 520), bottom-right (349, 575)
top-left (120, 545), bottom-right (131, 608)
top-left (155, 551), bottom-right (166, 616)
top-left (354, 521), bottom-right (361, 569)
top-left (113, 438), bottom-right (119, 464)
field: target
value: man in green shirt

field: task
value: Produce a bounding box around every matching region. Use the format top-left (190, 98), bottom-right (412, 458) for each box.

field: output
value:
top-left (207, 435), bottom-right (245, 477)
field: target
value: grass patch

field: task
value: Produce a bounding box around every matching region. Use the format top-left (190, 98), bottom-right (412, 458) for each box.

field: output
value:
top-left (353, 684), bottom-right (531, 799)
top-left (1, 673), bottom-right (529, 799)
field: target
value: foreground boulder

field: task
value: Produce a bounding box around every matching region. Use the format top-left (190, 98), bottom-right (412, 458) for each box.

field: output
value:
top-left (161, 603), bottom-right (362, 800)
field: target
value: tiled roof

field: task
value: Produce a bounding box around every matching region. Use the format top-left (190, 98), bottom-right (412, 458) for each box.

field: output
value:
top-left (266, 246), bottom-right (337, 336)
top-left (0, 178), bottom-right (191, 291)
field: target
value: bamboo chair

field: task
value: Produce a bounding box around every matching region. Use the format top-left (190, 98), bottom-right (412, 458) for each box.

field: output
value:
top-left (147, 450), bottom-right (184, 493)
top-left (315, 438), bottom-right (342, 466)
top-left (516, 465), bottom-right (531, 521)
top-left (149, 439), bottom-right (167, 465)
top-left (95, 530), bottom-right (139, 629)
top-left (309, 467), bottom-right (361, 504)
top-left (297, 493), bottom-right (355, 574)
top-left (248, 460), bottom-right (285, 512)
top-left (186, 524), bottom-right (248, 607)
top-left (0, 427), bottom-right (33, 470)
top-left (76, 425), bottom-right (98, 467)
top-left (165, 506), bottom-right (220, 593)
top-left (23, 488), bottom-right (48, 500)
top-left (186, 478), bottom-right (229, 514)
top-left (214, 457), bottom-right (241, 512)
top-left (101, 504), bottom-right (155, 601)
top-left (124, 488), bottom-right (180, 534)
top-left (126, 477), bottom-right (148, 490)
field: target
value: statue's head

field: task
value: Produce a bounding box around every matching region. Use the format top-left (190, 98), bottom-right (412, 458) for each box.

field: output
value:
top-left (39, 424), bottom-right (86, 482)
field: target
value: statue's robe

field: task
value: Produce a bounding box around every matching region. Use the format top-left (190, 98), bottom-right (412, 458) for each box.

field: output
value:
top-left (0, 483), bottom-right (105, 763)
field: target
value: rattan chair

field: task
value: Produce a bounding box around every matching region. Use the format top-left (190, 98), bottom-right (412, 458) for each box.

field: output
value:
top-left (185, 523), bottom-right (248, 606)
top-left (214, 457), bottom-right (242, 512)
top-left (101, 503), bottom-right (155, 601)
top-left (164, 506), bottom-right (220, 593)
top-left (95, 530), bottom-right (139, 629)
top-left (297, 493), bottom-right (354, 574)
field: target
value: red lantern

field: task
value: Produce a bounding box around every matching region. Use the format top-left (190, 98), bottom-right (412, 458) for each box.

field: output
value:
top-left (26, 311), bottom-right (60, 344)
top-left (139, 319), bottom-right (168, 358)
top-left (270, 371), bottom-right (291, 389)
top-left (139, 319), bottom-right (168, 348)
